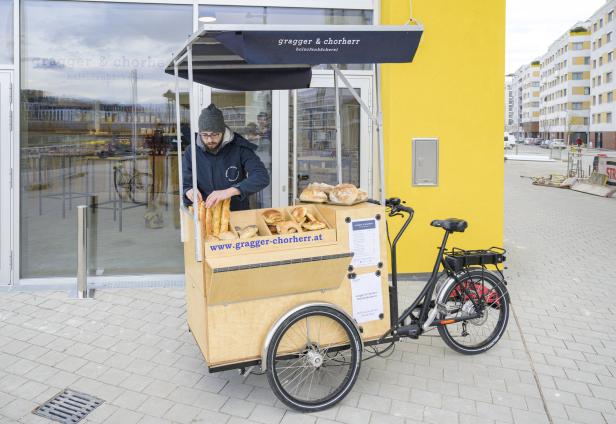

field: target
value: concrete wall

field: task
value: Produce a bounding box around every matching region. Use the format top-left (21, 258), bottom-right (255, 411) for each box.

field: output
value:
top-left (380, 0), bottom-right (506, 273)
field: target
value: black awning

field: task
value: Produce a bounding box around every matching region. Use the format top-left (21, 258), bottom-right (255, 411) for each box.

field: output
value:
top-left (166, 24), bottom-right (423, 91)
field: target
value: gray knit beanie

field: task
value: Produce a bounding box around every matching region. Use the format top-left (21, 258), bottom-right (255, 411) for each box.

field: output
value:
top-left (198, 104), bottom-right (225, 133)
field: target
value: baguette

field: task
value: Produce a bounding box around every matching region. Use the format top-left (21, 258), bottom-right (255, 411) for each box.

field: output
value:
top-left (198, 202), bottom-right (206, 235)
top-left (220, 198), bottom-right (231, 233)
top-left (211, 201), bottom-right (223, 236)
top-left (205, 206), bottom-right (213, 236)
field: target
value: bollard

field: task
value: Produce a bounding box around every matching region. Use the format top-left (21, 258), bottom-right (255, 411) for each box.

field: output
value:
top-left (77, 205), bottom-right (89, 299)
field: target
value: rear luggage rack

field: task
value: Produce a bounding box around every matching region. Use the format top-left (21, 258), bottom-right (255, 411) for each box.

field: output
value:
top-left (444, 247), bottom-right (506, 272)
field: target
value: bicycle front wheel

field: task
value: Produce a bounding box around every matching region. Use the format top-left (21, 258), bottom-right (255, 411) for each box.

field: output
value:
top-left (437, 269), bottom-right (510, 355)
top-left (266, 305), bottom-right (362, 412)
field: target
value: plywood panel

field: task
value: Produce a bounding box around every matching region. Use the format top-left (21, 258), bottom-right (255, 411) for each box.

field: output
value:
top-left (182, 203), bottom-right (393, 368)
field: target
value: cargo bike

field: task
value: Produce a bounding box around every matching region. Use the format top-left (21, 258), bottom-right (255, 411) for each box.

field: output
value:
top-left (167, 23), bottom-right (510, 412)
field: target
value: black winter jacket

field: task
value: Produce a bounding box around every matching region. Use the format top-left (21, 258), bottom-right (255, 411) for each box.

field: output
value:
top-left (182, 132), bottom-right (269, 211)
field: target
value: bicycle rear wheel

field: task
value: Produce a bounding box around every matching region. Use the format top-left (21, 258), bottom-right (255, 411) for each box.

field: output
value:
top-left (437, 269), bottom-right (509, 355)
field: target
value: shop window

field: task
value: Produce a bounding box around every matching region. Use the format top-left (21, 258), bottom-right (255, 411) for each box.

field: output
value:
top-left (0, 0), bottom-right (13, 64)
top-left (288, 88), bottom-right (361, 204)
top-left (20, 0), bottom-right (192, 277)
top-left (212, 89), bottom-right (272, 209)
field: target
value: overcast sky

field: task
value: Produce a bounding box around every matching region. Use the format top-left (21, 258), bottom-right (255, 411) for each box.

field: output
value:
top-left (507, 0), bottom-right (607, 74)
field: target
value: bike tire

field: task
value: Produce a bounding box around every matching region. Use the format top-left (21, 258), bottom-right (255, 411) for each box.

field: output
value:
top-left (266, 305), bottom-right (362, 412)
top-left (436, 269), bottom-right (510, 355)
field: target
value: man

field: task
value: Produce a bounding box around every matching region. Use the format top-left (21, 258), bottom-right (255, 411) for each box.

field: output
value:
top-left (183, 104), bottom-right (269, 210)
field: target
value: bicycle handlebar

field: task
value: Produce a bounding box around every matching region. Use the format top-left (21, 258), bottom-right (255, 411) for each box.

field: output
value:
top-left (385, 197), bottom-right (414, 217)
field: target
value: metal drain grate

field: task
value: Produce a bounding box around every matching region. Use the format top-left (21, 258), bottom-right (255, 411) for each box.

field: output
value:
top-left (32, 388), bottom-right (104, 423)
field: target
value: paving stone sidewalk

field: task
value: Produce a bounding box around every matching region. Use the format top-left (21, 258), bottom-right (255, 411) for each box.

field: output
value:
top-left (1, 157), bottom-right (615, 424)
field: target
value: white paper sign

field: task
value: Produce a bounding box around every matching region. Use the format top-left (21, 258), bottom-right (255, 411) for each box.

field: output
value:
top-left (348, 218), bottom-right (380, 268)
top-left (351, 273), bottom-right (384, 323)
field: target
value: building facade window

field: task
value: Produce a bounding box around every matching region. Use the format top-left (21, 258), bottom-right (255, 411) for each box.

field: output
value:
top-left (584, 87), bottom-right (591, 95)
top-left (608, 91), bottom-right (614, 102)
top-left (572, 42), bottom-right (584, 50)
top-left (608, 32), bottom-right (613, 43)
top-left (607, 72), bottom-right (613, 83)
top-left (19, 1), bottom-right (374, 279)
top-left (572, 72), bottom-right (584, 80)
top-left (608, 112), bottom-right (613, 123)
top-left (0, 0), bottom-right (13, 64)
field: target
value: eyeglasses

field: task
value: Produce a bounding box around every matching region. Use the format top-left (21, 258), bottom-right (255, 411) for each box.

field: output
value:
top-left (200, 132), bottom-right (222, 140)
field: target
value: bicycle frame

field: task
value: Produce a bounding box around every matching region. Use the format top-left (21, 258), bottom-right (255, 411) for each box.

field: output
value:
top-left (386, 208), bottom-right (484, 339)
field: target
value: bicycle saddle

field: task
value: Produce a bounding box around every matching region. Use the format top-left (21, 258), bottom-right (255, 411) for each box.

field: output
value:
top-left (430, 218), bottom-right (468, 233)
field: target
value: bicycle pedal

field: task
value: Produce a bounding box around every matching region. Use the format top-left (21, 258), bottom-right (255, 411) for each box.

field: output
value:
top-left (396, 324), bottom-right (421, 339)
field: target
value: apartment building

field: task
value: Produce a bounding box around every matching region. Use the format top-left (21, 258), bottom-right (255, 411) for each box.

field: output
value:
top-left (510, 67), bottom-right (524, 138)
top-left (520, 62), bottom-right (541, 138)
top-left (589, 0), bottom-right (616, 149)
top-left (505, 75), bottom-right (514, 132)
top-left (539, 23), bottom-right (591, 143)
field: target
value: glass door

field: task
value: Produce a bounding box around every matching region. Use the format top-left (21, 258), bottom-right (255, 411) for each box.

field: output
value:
top-left (0, 71), bottom-right (12, 284)
top-left (288, 74), bottom-right (371, 204)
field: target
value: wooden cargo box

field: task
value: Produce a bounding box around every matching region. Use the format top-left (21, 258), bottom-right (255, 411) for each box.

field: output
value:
top-left (183, 202), bottom-right (391, 369)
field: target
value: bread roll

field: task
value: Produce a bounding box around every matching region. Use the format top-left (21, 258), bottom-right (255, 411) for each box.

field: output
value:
top-left (276, 220), bottom-right (301, 234)
top-left (235, 225), bottom-right (258, 239)
top-left (220, 198), bottom-right (231, 233)
top-left (299, 188), bottom-right (327, 203)
top-left (357, 189), bottom-right (368, 202)
top-left (301, 221), bottom-right (326, 231)
top-left (219, 231), bottom-right (237, 240)
top-left (330, 184), bottom-right (359, 205)
top-left (262, 209), bottom-right (283, 224)
top-left (291, 207), bottom-right (307, 223)
top-left (211, 201), bottom-right (223, 236)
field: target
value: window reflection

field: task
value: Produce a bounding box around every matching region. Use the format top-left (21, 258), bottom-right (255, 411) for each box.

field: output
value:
top-left (0, 0), bottom-right (13, 64)
top-left (289, 88), bottom-right (361, 204)
top-left (20, 0), bottom-right (191, 277)
top-left (211, 90), bottom-right (272, 209)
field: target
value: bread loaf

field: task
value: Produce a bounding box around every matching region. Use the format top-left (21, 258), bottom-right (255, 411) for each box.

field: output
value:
top-left (329, 184), bottom-right (359, 205)
top-left (299, 188), bottom-right (327, 203)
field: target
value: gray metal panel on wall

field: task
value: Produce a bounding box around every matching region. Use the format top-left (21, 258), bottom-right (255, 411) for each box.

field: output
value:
top-left (412, 138), bottom-right (438, 186)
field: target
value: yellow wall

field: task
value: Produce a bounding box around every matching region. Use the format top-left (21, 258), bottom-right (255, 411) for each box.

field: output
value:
top-left (380, 0), bottom-right (505, 273)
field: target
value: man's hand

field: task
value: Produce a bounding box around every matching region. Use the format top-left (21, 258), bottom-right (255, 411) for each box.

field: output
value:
top-left (205, 187), bottom-right (240, 208)
top-left (186, 188), bottom-right (202, 204)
